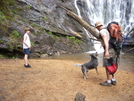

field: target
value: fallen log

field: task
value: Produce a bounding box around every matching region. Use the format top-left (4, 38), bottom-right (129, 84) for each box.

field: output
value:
top-left (57, 5), bottom-right (101, 40)
top-left (126, 47), bottom-right (134, 52)
top-left (127, 27), bottom-right (134, 37)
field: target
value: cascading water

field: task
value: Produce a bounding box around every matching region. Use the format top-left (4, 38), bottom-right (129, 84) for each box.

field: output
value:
top-left (74, 0), bottom-right (93, 38)
top-left (74, 0), bottom-right (134, 53)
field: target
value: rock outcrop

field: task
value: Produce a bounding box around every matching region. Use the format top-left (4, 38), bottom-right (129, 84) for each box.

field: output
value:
top-left (0, 0), bottom-right (94, 58)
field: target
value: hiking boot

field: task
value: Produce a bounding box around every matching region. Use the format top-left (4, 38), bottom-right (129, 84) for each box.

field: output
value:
top-left (24, 64), bottom-right (31, 68)
top-left (111, 80), bottom-right (116, 85)
top-left (100, 81), bottom-right (112, 87)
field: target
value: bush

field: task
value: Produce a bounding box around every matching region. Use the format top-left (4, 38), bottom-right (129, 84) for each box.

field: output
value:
top-left (12, 30), bottom-right (21, 38)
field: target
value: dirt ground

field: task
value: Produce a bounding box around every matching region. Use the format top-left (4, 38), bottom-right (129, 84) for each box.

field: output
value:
top-left (0, 59), bottom-right (134, 101)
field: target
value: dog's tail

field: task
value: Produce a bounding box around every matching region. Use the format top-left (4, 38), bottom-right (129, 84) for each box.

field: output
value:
top-left (74, 64), bottom-right (82, 67)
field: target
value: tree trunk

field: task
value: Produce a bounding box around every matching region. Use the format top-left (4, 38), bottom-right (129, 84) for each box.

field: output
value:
top-left (57, 5), bottom-right (101, 40)
top-left (66, 11), bottom-right (100, 39)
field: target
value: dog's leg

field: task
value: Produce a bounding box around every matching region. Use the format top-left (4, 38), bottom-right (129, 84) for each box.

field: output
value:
top-left (84, 71), bottom-right (88, 79)
top-left (83, 66), bottom-right (88, 80)
top-left (95, 67), bottom-right (99, 75)
top-left (83, 74), bottom-right (87, 79)
top-left (82, 66), bottom-right (88, 79)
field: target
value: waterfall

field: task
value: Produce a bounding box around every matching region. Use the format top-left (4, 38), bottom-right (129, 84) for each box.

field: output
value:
top-left (75, 0), bottom-right (134, 35)
top-left (74, 0), bottom-right (93, 38)
top-left (74, 0), bottom-right (134, 53)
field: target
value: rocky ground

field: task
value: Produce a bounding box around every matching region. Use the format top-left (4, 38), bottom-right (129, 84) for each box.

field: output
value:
top-left (0, 59), bottom-right (134, 101)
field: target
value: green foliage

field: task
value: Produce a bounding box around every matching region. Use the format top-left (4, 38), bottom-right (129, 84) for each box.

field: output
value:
top-left (47, 31), bottom-right (61, 39)
top-left (0, 11), bottom-right (6, 24)
top-left (0, 0), bottom-right (15, 33)
top-left (6, 30), bottom-right (22, 51)
top-left (0, 39), bottom-right (3, 44)
top-left (11, 57), bottom-right (15, 59)
top-left (66, 36), bottom-right (82, 44)
top-left (26, 5), bottom-right (31, 9)
top-left (11, 10), bottom-right (17, 14)
top-left (74, 38), bottom-right (82, 44)
top-left (43, 30), bottom-right (47, 33)
top-left (0, 12), bottom-right (6, 31)
top-left (6, 16), bottom-right (14, 21)
top-left (0, 0), bottom-right (15, 14)
top-left (31, 23), bottom-right (40, 28)
top-left (66, 36), bottom-right (75, 39)
top-left (0, 11), bottom-right (9, 33)
top-left (0, 11), bottom-right (6, 20)
top-left (6, 41), bottom-right (14, 51)
top-left (43, 17), bottom-right (48, 20)
top-left (16, 7), bottom-right (23, 11)
top-left (31, 42), bottom-right (34, 47)
top-left (12, 30), bottom-right (21, 38)
top-left (39, 52), bottom-right (43, 54)
top-left (48, 31), bottom-right (53, 35)
top-left (23, 19), bottom-right (27, 22)
top-left (9, 44), bottom-right (14, 51)
top-left (0, 55), bottom-right (4, 59)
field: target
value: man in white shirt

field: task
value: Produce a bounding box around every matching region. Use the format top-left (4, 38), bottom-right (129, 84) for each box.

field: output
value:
top-left (23, 27), bottom-right (31, 68)
top-left (95, 21), bottom-right (116, 87)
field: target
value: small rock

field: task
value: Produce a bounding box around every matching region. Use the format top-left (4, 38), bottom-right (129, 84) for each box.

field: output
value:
top-left (75, 92), bottom-right (86, 101)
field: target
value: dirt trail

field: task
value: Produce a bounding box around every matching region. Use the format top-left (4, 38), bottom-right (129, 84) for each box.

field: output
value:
top-left (0, 59), bottom-right (134, 101)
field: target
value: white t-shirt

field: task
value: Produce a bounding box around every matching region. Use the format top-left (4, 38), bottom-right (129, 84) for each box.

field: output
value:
top-left (100, 28), bottom-right (110, 47)
top-left (23, 33), bottom-right (31, 49)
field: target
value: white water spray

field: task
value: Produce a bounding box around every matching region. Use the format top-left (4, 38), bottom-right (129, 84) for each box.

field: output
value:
top-left (74, 0), bottom-right (93, 38)
top-left (81, 0), bottom-right (134, 34)
top-left (74, 0), bottom-right (134, 53)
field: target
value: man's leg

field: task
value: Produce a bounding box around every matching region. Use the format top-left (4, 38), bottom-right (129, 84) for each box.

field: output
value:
top-left (111, 74), bottom-right (116, 85)
top-left (106, 68), bottom-right (111, 80)
top-left (100, 52), bottom-right (112, 87)
top-left (99, 67), bottom-right (112, 87)
top-left (109, 48), bottom-right (116, 85)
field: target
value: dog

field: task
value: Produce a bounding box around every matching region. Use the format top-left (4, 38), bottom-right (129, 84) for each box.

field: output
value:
top-left (75, 52), bottom-right (99, 79)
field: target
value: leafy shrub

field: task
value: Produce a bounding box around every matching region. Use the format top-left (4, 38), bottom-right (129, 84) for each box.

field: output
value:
top-left (66, 36), bottom-right (82, 44)
top-left (26, 5), bottom-right (31, 9)
top-left (44, 17), bottom-right (48, 20)
top-left (12, 30), bottom-right (21, 38)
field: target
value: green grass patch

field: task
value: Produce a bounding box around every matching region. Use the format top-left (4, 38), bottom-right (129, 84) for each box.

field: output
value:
top-left (12, 30), bottom-right (21, 38)
top-left (0, 39), bottom-right (3, 44)
top-left (0, 55), bottom-right (4, 59)
top-left (31, 42), bottom-right (34, 47)
top-left (26, 5), bottom-right (31, 9)
top-left (43, 17), bottom-right (48, 20)
top-left (66, 36), bottom-right (82, 44)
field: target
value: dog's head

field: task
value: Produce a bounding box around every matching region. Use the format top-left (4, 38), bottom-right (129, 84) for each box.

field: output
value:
top-left (90, 52), bottom-right (98, 59)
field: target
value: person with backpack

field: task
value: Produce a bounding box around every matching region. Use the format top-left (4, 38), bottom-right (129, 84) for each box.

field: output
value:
top-left (95, 21), bottom-right (122, 87)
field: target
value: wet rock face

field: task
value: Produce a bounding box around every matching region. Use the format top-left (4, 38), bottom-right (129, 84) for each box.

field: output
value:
top-left (0, 0), bottom-right (94, 58)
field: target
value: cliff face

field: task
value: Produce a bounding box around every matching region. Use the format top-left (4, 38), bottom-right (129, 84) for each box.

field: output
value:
top-left (0, 0), bottom-right (94, 58)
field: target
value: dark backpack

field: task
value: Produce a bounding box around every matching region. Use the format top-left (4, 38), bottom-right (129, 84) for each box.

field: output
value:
top-left (107, 21), bottom-right (123, 56)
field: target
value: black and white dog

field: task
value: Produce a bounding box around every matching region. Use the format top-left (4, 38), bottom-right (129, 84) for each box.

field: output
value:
top-left (75, 52), bottom-right (99, 79)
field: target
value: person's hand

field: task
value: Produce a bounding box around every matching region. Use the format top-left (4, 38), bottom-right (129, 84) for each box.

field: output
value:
top-left (27, 45), bottom-right (31, 49)
top-left (105, 51), bottom-right (110, 59)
